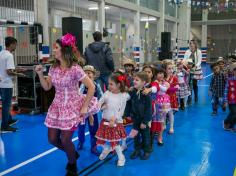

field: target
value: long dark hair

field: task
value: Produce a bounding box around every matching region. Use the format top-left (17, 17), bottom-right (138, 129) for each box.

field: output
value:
top-left (52, 39), bottom-right (79, 68)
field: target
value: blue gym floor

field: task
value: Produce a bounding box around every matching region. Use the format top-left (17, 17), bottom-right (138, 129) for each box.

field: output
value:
top-left (0, 63), bottom-right (235, 176)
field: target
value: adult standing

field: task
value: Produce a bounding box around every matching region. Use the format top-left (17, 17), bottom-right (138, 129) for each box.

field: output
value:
top-left (0, 37), bottom-right (24, 133)
top-left (84, 31), bottom-right (114, 92)
top-left (184, 40), bottom-right (203, 102)
top-left (35, 34), bottom-right (99, 176)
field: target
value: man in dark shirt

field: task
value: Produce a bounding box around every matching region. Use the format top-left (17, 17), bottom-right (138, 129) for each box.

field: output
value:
top-left (84, 31), bottom-right (114, 92)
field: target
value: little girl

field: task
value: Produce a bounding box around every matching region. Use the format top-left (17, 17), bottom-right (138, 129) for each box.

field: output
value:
top-left (176, 60), bottom-right (190, 110)
top-left (95, 73), bottom-right (129, 166)
top-left (151, 68), bottom-right (171, 146)
top-left (164, 62), bottom-right (179, 134)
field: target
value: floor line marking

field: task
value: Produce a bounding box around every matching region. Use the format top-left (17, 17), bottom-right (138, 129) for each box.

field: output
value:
top-left (203, 73), bottom-right (213, 79)
top-left (0, 132), bottom-right (89, 176)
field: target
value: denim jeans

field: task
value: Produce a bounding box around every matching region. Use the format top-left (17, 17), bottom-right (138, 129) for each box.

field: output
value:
top-left (96, 74), bottom-right (110, 92)
top-left (78, 113), bottom-right (99, 149)
top-left (0, 88), bottom-right (13, 129)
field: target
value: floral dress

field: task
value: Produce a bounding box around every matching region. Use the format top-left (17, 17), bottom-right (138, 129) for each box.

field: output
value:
top-left (44, 65), bottom-right (99, 130)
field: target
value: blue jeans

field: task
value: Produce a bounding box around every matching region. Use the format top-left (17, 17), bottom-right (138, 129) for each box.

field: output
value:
top-left (78, 113), bottom-right (99, 149)
top-left (0, 88), bottom-right (13, 129)
top-left (96, 74), bottom-right (110, 92)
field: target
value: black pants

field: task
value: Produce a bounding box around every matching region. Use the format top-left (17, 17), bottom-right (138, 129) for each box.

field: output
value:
top-left (133, 126), bottom-right (152, 153)
top-left (224, 104), bottom-right (236, 128)
top-left (192, 79), bottom-right (198, 101)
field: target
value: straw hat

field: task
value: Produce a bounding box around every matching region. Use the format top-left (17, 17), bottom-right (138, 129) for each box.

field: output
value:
top-left (217, 57), bottom-right (225, 64)
top-left (229, 63), bottom-right (236, 71)
top-left (122, 56), bottom-right (136, 67)
top-left (83, 65), bottom-right (100, 76)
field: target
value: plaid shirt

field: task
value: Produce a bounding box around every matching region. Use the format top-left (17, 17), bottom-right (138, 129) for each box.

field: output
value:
top-left (209, 72), bottom-right (226, 97)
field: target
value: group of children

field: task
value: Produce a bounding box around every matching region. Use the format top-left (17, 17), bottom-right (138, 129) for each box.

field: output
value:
top-left (77, 56), bottom-right (205, 167)
top-left (209, 57), bottom-right (236, 131)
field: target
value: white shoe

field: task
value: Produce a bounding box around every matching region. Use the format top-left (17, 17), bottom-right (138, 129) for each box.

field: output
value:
top-left (117, 155), bottom-right (125, 167)
top-left (99, 148), bottom-right (111, 160)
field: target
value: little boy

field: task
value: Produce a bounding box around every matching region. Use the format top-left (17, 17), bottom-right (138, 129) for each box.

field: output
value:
top-left (77, 65), bottom-right (103, 155)
top-left (209, 63), bottom-right (226, 116)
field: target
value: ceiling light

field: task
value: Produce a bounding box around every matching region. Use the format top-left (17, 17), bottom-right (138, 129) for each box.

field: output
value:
top-left (140, 17), bottom-right (157, 21)
top-left (88, 6), bottom-right (110, 10)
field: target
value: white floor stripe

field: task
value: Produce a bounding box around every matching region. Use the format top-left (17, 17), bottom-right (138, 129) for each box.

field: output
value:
top-left (203, 73), bottom-right (213, 79)
top-left (0, 132), bottom-right (89, 176)
top-left (198, 85), bottom-right (209, 87)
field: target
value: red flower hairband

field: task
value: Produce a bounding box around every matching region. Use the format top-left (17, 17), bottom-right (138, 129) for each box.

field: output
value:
top-left (117, 75), bottom-right (125, 82)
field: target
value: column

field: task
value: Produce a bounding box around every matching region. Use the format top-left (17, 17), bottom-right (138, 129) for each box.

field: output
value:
top-left (133, 0), bottom-right (142, 64)
top-left (98, 0), bottom-right (105, 33)
top-left (34, 0), bottom-right (49, 45)
top-left (177, 1), bottom-right (191, 48)
top-left (157, 0), bottom-right (165, 46)
top-left (201, 9), bottom-right (208, 48)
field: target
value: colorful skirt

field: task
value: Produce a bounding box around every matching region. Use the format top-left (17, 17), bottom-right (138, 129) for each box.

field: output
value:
top-left (45, 95), bottom-right (99, 131)
top-left (193, 68), bottom-right (203, 80)
top-left (177, 83), bottom-right (190, 98)
top-left (168, 93), bottom-right (179, 111)
top-left (96, 119), bottom-right (127, 149)
top-left (151, 121), bottom-right (163, 133)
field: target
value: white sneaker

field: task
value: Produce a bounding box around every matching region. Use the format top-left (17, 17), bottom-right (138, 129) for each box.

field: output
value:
top-left (117, 155), bottom-right (125, 167)
top-left (99, 148), bottom-right (111, 160)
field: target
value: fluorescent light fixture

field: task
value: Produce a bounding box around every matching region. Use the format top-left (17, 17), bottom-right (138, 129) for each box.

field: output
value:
top-left (140, 17), bottom-right (157, 21)
top-left (88, 6), bottom-right (110, 10)
top-left (17, 10), bottom-right (22, 13)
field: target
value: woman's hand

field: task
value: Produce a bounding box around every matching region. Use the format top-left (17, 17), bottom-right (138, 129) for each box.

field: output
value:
top-left (35, 65), bottom-right (44, 75)
top-left (80, 106), bottom-right (88, 117)
top-left (89, 115), bottom-right (94, 126)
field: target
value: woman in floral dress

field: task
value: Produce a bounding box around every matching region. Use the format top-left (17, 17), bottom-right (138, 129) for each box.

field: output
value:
top-left (35, 34), bottom-right (99, 176)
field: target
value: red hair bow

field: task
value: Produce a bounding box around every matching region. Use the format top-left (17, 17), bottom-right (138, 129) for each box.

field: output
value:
top-left (117, 75), bottom-right (125, 82)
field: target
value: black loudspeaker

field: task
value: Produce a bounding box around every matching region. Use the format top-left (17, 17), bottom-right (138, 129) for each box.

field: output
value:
top-left (159, 51), bottom-right (172, 60)
top-left (161, 32), bottom-right (171, 52)
top-left (62, 17), bottom-right (83, 54)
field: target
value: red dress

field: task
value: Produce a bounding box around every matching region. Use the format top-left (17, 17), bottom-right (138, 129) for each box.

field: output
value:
top-left (166, 75), bottom-right (179, 111)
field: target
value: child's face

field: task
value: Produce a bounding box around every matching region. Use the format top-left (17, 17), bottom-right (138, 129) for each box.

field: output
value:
top-left (143, 67), bottom-right (153, 81)
top-left (187, 63), bottom-right (193, 69)
top-left (85, 70), bottom-right (95, 80)
top-left (108, 79), bottom-right (120, 93)
top-left (218, 62), bottom-right (224, 68)
top-left (133, 76), bottom-right (145, 89)
top-left (124, 64), bottom-right (133, 73)
top-left (156, 73), bottom-right (164, 81)
top-left (177, 63), bottom-right (183, 69)
top-left (213, 66), bottom-right (220, 74)
top-left (166, 64), bottom-right (174, 75)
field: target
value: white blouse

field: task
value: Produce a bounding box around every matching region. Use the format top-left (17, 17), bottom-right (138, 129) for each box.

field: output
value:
top-left (184, 49), bottom-right (202, 69)
top-left (99, 91), bottom-right (130, 123)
